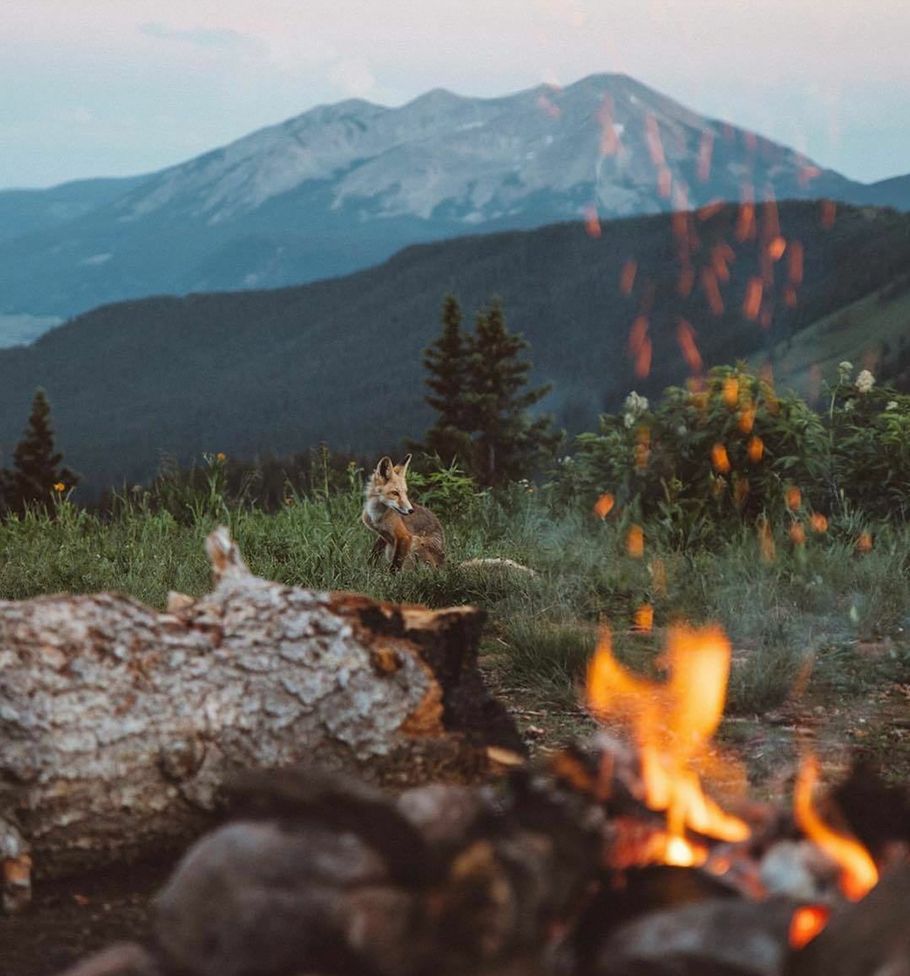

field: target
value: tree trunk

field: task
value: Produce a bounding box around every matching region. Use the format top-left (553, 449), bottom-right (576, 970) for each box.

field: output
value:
top-left (0, 528), bottom-right (521, 899)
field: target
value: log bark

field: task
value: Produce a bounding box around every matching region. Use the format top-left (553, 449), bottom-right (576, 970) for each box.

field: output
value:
top-left (0, 528), bottom-right (522, 893)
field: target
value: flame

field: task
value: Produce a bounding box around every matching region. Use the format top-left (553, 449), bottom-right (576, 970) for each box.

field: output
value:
top-left (619, 259), bottom-right (638, 295)
top-left (676, 319), bottom-right (703, 373)
top-left (587, 626), bottom-right (750, 864)
top-left (785, 486), bottom-right (802, 511)
top-left (584, 205), bottom-right (602, 238)
top-left (747, 436), bottom-right (764, 464)
top-left (794, 756), bottom-right (878, 900)
top-left (594, 492), bottom-right (615, 519)
top-left (626, 524), bottom-right (645, 558)
top-left (820, 199), bottom-right (837, 230)
top-left (743, 277), bottom-right (763, 320)
top-left (789, 905), bottom-right (830, 949)
top-left (701, 267), bottom-right (725, 316)
top-left (768, 236), bottom-right (787, 261)
top-left (633, 603), bottom-right (654, 633)
top-left (711, 443), bottom-right (731, 474)
top-left (628, 315), bottom-right (652, 378)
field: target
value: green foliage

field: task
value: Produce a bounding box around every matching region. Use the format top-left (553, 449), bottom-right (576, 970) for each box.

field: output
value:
top-left (556, 365), bottom-right (829, 542)
top-left (419, 296), bottom-right (560, 488)
top-left (0, 388), bottom-right (78, 516)
top-left (827, 365), bottom-right (910, 519)
top-left (404, 454), bottom-right (481, 520)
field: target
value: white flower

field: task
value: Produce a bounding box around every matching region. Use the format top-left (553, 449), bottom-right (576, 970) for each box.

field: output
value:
top-left (623, 391), bottom-right (649, 427)
top-left (855, 370), bottom-right (875, 394)
top-left (837, 361), bottom-right (854, 384)
top-left (886, 400), bottom-right (898, 411)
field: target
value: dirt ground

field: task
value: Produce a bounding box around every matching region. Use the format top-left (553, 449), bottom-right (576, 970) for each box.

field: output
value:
top-left (2, 644), bottom-right (908, 976)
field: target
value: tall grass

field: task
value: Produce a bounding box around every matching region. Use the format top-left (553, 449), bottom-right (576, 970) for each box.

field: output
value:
top-left (1, 485), bottom-right (907, 717)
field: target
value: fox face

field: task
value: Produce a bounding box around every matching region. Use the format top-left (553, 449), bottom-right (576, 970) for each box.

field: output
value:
top-left (367, 454), bottom-right (414, 516)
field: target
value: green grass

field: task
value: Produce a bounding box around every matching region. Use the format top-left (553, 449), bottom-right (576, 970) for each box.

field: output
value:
top-left (1, 487), bottom-right (908, 722)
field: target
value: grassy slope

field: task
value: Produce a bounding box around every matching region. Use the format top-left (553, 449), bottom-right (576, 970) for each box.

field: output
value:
top-left (760, 283), bottom-right (910, 399)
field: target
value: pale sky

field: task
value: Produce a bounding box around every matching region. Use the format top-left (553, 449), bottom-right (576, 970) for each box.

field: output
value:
top-left (3, 0), bottom-right (908, 188)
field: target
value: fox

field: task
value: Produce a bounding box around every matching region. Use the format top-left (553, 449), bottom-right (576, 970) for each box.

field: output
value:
top-left (362, 454), bottom-right (446, 572)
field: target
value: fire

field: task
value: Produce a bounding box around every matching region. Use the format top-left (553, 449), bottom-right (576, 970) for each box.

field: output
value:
top-left (700, 267), bottom-right (725, 316)
top-left (594, 492), bottom-right (615, 519)
top-left (794, 755), bottom-right (878, 901)
top-left (628, 315), bottom-right (652, 378)
top-left (789, 905), bottom-right (830, 949)
top-left (676, 319), bottom-right (703, 373)
top-left (584, 205), bottom-right (602, 238)
top-left (743, 277), bottom-right (763, 321)
top-left (711, 443), bottom-right (731, 474)
top-left (768, 236), bottom-right (787, 261)
top-left (619, 259), bottom-right (638, 295)
top-left (626, 524), bottom-right (644, 558)
top-left (820, 199), bottom-right (837, 230)
top-left (587, 625), bottom-right (750, 866)
top-left (633, 603), bottom-right (654, 633)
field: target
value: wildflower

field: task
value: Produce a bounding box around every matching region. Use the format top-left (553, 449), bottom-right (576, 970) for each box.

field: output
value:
top-left (837, 361), bottom-right (853, 383)
top-left (623, 391), bottom-right (649, 427)
top-left (855, 370), bottom-right (875, 394)
top-left (886, 401), bottom-right (898, 411)
top-left (809, 513), bottom-right (828, 534)
top-left (216, 452), bottom-right (227, 462)
top-left (53, 482), bottom-right (66, 493)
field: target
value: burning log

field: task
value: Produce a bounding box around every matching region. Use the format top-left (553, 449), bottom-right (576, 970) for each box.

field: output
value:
top-left (0, 528), bottom-right (522, 903)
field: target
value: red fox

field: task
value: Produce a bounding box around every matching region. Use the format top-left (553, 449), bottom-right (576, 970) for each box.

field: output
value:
top-left (362, 455), bottom-right (446, 572)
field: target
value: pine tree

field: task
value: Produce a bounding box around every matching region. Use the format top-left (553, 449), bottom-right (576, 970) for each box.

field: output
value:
top-left (419, 294), bottom-right (473, 464)
top-left (3, 389), bottom-right (78, 514)
top-left (466, 299), bottom-right (560, 487)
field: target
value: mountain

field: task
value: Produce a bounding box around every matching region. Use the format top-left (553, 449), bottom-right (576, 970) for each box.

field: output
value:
top-left (0, 73), bottom-right (869, 325)
top-left (852, 173), bottom-right (910, 211)
top-left (0, 175), bottom-right (148, 244)
top-left (1, 201), bottom-right (908, 496)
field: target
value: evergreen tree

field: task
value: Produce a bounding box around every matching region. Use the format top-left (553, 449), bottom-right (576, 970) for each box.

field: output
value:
top-left (3, 389), bottom-right (78, 514)
top-left (418, 294), bottom-right (473, 464)
top-left (466, 299), bottom-right (559, 486)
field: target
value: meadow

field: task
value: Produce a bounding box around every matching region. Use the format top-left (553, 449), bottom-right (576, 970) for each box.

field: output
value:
top-left (1, 468), bottom-right (907, 786)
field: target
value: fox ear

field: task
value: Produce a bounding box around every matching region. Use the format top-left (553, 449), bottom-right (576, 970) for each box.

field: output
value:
top-left (398, 453), bottom-right (412, 475)
top-left (376, 456), bottom-right (393, 480)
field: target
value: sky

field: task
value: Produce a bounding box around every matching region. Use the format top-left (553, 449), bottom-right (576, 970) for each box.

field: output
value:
top-left (2, 0), bottom-right (908, 188)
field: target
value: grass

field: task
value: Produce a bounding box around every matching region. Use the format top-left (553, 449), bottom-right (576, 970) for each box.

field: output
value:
top-left (2, 485), bottom-right (908, 727)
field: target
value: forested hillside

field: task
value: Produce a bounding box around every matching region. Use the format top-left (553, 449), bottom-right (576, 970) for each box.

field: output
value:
top-left (1, 201), bottom-right (908, 495)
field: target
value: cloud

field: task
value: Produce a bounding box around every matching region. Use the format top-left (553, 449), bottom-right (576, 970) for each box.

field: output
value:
top-left (329, 58), bottom-right (377, 99)
top-left (138, 21), bottom-right (257, 52)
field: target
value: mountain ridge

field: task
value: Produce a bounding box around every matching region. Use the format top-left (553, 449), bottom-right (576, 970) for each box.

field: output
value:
top-left (0, 72), bottom-right (885, 326)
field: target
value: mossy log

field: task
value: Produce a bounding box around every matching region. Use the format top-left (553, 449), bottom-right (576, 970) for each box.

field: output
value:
top-left (0, 528), bottom-right (521, 905)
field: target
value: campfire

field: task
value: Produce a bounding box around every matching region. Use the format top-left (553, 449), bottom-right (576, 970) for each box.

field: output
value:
top-left (47, 612), bottom-right (908, 976)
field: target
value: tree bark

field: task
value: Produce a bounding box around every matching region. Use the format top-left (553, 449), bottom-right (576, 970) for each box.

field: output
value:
top-left (0, 528), bottom-right (521, 895)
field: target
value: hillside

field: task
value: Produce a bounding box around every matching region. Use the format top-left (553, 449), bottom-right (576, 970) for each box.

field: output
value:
top-left (759, 273), bottom-right (910, 398)
top-left (1, 201), bottom-right (908, 496)
top-left (0, 73), bottom-right (863, 323)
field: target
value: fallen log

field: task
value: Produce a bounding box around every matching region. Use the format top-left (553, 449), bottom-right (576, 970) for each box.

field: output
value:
top-left (0, 528), bottom-right (522, 897)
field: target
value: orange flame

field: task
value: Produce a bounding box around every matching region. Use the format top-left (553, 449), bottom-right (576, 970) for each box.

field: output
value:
top-left (587, 625), bottom-right (750, 864)
top-left (747, 436), bottom-right (764, 464)
top-left (820, 199), bottom-right (837, 230)
top-left (789, 905), bottom-right (830, 949)
top-left (743, 277), bottom-right (763, 320)
top-left (794, 755), bottom-right (878, 901)
top-left (594, 492), bottom-right (615, 519)
top-left (676, 319), bottom-right (703, 373)
top-left (628, 315), bottom-right (652, 378)
top-left (584, 205), bottom-right (602, 238)
top-left (786, 485), bottom-right (802, 511)
top-left (768, 236), bottom-right (787, 261)
top-left (626, 524), bottom-right (644, 558)
top-left (711, 443), bottom-right (731, 474)
top-left (633, 604), bottom-right (654, 633)
top-left (619, 259), bottom-right (638, 295)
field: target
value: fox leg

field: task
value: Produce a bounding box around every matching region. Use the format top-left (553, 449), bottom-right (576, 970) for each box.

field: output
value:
top-left (390, 535), bottom-right (412, 574)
